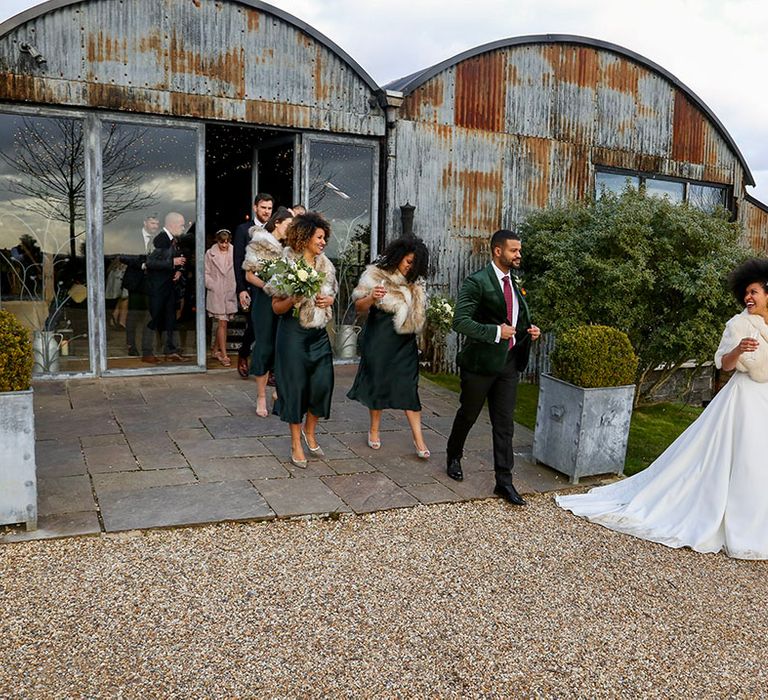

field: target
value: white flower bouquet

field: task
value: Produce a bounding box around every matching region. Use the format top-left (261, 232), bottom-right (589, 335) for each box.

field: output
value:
top-left (426, 294), bottom-right (455, 335)
top-left (268, 258), bottom-right (326, 317)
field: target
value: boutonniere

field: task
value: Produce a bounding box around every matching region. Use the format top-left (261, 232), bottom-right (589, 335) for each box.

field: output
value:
top-left (512, 272), bottom-right (526, 296)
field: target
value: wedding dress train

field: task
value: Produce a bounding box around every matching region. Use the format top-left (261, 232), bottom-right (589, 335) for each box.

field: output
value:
top-left (557, 311), bottom-right (768, 560)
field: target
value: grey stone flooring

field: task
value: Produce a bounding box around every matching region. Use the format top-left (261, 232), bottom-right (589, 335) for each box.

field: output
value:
top-left (2, 365), bottom-right (603, 543)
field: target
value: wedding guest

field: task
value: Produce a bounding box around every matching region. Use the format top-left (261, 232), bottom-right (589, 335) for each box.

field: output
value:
top-left (204, 229), bottom-right (237, 367)
top-left (243, 206), bottom-right (293, 416)
top-left (347, 237), bottom-right (431, 458)
top-left (269, 212), bottom-right (337, 468)
top-left (557, 258), bottom-right (768, 559)
top-left (290, 204), bottom-right (306, 216)
top-left (233, 193), bottom-right (274, 378)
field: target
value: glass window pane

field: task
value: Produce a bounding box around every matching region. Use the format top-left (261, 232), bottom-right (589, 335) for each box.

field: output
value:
top-left (101, 122), bottom-right (197, 369)
top-left (307, 140), bottom-right (374, 357)
top-left (0, 113), bottom-right (89, 375)
top-left (645, 177), bottom-right (684, 203)
top-left (688, 183), bottom-right (726, 213)
top-left (595, 171), bottom-right (639, 197)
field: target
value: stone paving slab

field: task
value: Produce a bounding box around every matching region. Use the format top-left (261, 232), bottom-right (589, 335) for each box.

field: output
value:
top-left (91, 468), bottom-right (198, 494)
top-left (322, 472), bottom-right (420, 514)
top-left (1, 366), bottom-right (600, 542)
top-left (37, 475), bottom-right (97, 516)
top-left (98, 481), bottom-right (274, 532)
top-left (255, 477), bottom-right (351, 517)
top-left (0, 511), bottom-right (101, 543)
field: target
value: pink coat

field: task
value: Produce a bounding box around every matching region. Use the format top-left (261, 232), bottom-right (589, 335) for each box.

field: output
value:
top-left (204, 244), bottom-right (237, 316)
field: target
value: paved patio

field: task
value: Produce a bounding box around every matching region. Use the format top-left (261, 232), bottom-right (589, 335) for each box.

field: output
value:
top-left (1, 366), bottom-right (601, 543)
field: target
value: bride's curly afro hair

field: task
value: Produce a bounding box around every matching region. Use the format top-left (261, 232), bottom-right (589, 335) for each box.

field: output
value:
top-left (728, 258), bottom-right (768, 306)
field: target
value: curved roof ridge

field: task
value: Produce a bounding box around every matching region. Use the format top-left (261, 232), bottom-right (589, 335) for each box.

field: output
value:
top-left (0, 0), bottom-right (381, 94)
top-left (384, 33), bottom-right (754, 186)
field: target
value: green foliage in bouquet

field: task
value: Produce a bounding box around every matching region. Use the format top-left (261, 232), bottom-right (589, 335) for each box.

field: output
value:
top-left (550, 325), bottom-right (638, 389)
top-left (426, 294), bottom-right (455, 336)
top-left (268, 258), bottom-right (326, 318)
top-left (0, 310), bottom-right (34, 392)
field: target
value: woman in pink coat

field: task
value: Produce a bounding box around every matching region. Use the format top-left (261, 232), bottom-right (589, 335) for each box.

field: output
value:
top-left (204, 229), bottom-right (237, 366)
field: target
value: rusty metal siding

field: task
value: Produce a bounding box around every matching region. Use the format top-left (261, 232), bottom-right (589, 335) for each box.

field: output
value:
top-left (390, 39), bottom-right (753, 371)
top-left (741, 199), bottom-right (768, 254)
top-left (0, 0), bottom-right (385, 135)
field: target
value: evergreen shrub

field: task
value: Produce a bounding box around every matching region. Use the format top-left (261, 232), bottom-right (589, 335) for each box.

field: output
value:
top-left (0, 310), bottom-right (34, 392)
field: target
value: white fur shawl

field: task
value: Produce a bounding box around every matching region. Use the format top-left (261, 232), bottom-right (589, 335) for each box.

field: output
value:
top-left (352, 264), bottom-right (426, 335)
top-left (715, 310), bottom-right (768, 382)
top-left (265, 247), bottom-right (338, 329)
top-left (242, 230), bottom-right (283, 273)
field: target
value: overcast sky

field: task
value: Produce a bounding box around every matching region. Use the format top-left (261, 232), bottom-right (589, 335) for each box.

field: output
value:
top-left (2, 0), bottom-right (767, 202)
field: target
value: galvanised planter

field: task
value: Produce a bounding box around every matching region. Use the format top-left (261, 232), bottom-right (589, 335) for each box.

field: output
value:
top-left (0, 388), bottom-right (37, 531)
top-left (533, 374), bottom-right (634, 484)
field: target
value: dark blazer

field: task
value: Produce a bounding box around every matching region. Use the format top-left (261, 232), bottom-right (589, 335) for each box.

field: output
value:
top-left (453, 263), bottom-right (532, 375)
top-left (145, 230), bottom-right (179, 297)
top-left (120, 254), bottom-right (147, 293)
top-left (233, 220), bottom-right (253, 296)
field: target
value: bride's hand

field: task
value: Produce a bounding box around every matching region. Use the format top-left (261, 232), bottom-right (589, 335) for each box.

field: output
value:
top-left (739, 337), bottom-right (759, 354)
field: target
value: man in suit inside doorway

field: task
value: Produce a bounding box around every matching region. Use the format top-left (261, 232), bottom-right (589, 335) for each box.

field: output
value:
top-left (446, 229), bottom-right (541, 505)
top-left (233, 193), bottom-right (274, 377)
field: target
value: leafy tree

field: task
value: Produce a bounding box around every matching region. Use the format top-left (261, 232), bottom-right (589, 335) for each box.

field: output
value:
top-left (520, 187), bottom-right (752, 405)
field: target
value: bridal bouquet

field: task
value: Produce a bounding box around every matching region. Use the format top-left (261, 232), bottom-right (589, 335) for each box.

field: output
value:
top-left (268, 258), bottom-right (326, 317)
top-left (426, 294), bottom-right (455, 335)
top-left (257, 258), bottom-right (280, 282)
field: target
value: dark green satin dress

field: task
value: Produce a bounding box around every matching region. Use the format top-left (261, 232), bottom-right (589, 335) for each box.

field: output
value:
top-left (273, 313), bottom-right (334, 423)
top-left (249, 286), bottom-right (278, 376)
top-left (347, 306), bottom-right (421, 411)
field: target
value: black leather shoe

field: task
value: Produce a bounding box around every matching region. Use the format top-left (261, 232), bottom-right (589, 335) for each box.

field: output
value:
top-left (494, 483), bottom-right (526, 506)
top-left (446, 457), bottom-right (463, 481)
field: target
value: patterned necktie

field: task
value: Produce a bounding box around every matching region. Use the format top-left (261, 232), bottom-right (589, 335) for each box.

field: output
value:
top-left (502, 275), bottom-right (515, 349)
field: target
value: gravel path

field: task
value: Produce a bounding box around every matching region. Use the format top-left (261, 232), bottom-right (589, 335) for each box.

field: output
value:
top-left (2, 495), bottom-right (766, 698)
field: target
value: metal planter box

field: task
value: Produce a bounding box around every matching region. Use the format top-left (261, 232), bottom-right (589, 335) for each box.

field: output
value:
top-left (533, 374), bottom-right (634, 484)
top-left (0, 389), bottom-right (37, 530)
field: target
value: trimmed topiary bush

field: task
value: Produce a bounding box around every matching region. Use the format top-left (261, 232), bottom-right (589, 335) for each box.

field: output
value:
top-left (0, 310), bottom-right (34, 392)
top-left (550, 325), bottom-right (638, 388)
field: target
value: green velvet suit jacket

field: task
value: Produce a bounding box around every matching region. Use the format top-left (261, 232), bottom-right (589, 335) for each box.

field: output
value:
top-left (453, 263), bottom-right (532, 375)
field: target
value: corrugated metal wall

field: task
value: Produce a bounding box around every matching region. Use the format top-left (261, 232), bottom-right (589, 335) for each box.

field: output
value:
top-left (389, 41), bottom-right (757, 297)
top-left (0, 0), bottom-right (385, 135)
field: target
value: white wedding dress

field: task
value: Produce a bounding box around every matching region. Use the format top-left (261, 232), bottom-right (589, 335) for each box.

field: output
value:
top-left (556, 310), bottom-right (768, 560)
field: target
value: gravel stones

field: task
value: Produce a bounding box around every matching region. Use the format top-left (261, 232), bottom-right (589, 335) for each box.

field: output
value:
top-left (1, 496), bottom-right (766, 698)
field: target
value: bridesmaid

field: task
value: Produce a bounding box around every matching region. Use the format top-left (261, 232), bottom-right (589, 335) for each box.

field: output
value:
top-left (347, 236), bottom-right (430, 458)
top-left (243, 206), bottom-right (293, 417)
top-left (269, 212), bottom-right (337, 468)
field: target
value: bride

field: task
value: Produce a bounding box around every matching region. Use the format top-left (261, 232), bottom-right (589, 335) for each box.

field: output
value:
top-left (557, 258), bottom-right (768, 560)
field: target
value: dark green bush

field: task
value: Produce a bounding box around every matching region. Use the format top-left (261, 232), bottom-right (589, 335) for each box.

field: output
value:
top-left (0, 310), bottom-right (34, 392)
top-left (550, 325), bottom-right (638, 388)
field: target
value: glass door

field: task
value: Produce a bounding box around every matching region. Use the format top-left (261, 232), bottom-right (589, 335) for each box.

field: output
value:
top-left (302, 135), bottom-right (379, 358)
top-left (101, 121), bottom-right (198, 370)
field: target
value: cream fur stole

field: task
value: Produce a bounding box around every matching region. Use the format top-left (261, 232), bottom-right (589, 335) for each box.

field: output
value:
top-left (242, 230), bottom-right (283, 273)
top-left (265, 247), bottom-right (338, 329)
top-left (352, 264), bottom-right (426, 335)
top-left (716, 310), bottom-right (768, 382)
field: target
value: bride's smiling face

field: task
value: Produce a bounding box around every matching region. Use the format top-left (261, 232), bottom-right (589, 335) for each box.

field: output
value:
top-left (744, 282), bottom-right (768, 315)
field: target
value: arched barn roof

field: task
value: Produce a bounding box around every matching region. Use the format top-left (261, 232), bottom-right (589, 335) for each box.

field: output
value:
top-left (386, 34), bottom-right (754, 187)
top-left (0, 0), bottom-right (381, 94)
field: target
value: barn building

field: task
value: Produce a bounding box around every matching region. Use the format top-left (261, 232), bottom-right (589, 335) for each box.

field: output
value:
top-left (0, 1), bottom-right (764, 377)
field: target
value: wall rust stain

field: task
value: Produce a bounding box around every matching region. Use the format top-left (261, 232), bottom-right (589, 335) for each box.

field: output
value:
top-left (671, 91), bottom-right (704, 164)
top-left (403, 75), bottom-right (445, 121)
top-left (313, 44), bottom-right (330, 103)
top-left (245, 98), bottom-right (312, 129)
top-left (245, 7), bottom-right (260, 32)
top-left (523, 136), bottom-right (551, 209)
top-left (601, 56), bottom-right (638, 95)
top-left (454, 52), bottom-right (505, 131)
top-left (167, 28), bottom-right (245, 95)
top-left (543, 44), bottom-right (599, 88)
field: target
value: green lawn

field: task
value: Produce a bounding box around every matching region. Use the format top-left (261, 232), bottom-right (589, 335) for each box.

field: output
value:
top-left (421, 372), bottom-right (702, 476)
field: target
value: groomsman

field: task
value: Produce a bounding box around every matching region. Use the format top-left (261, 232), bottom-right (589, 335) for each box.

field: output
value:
top-left (446, 229), bottom-right (541, 505)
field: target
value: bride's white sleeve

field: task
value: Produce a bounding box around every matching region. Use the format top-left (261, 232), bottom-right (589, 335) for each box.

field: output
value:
top-left (714, 316), bottom-right (742, 369)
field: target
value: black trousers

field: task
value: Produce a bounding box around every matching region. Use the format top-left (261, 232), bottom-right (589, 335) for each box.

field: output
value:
top-left (446, 351), bottom-right (519, 486)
